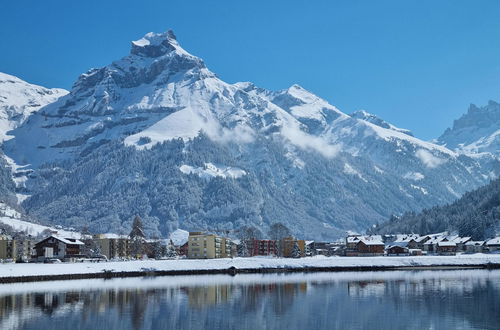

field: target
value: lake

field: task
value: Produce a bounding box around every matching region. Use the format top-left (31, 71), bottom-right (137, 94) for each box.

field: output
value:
top-left (0, 269), bottom-right (499, 329)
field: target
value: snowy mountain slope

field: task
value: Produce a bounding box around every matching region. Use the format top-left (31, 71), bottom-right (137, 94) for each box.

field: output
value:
top-left (2, 30), bottom-right (498, 239)
top-left (350, 110), bottom-right (413, 136)
top-left (437, 101), bottom-right (500, 157)
top-left (0, 72), bottom-right (67, 142)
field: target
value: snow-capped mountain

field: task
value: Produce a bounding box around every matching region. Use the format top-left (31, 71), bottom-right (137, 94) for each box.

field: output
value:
top-left (350, 110), bottom-right (413, 136)
top-left (2, 30), bottom-right (498, 239)
top-left (0, 72), bottom-right (67, 141)
top-left (437, 101), bottom-right (500, 157)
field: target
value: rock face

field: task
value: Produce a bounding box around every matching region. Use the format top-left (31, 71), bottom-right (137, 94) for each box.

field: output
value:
top-left (437, 101), bottom-right (500, 157)
top-left (0, 72), bottom-right (67, 141)
top-left (1, 30), bottom-right (498, 239)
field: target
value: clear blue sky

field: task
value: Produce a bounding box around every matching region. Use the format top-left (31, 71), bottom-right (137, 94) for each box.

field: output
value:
top-left (1, 0), bottom-right (500, 139)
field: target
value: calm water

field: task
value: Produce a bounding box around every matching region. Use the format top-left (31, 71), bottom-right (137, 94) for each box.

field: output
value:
top-left (0, 270), bottom-right (499, 330)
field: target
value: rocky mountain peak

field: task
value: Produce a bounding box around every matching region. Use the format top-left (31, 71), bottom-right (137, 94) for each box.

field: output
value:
top-left (130, 30), bottom-right (181, 58)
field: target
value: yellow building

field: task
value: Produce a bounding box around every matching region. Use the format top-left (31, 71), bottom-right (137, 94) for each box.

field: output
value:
top-left (15, 239), bottom-right (35, 261)
top-left (282, 237), bottom-right (305, 257)
top-left (188, 232), bottom-right (233, 259)
top-left (0, 235), bottom-right (16, 260)
top-left (93, 234), bottom-right (130, 259)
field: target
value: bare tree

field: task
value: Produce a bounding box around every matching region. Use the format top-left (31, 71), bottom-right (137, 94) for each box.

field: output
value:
top-left (268, 223), bottom-right (291, 257)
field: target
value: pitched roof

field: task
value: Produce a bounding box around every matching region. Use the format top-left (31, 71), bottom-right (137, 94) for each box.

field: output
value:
top-left (465, 241), bottom-right (485, 246)
top-left (486, 237), bottom-right (500, 246)
top-left (35, 235), bottom-right (85, 246)
top-left (437, 241), bottom-right (457, 247)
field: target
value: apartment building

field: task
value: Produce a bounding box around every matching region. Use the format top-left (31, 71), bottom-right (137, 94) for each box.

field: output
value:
top-left (188, 232), bottom-right (232, 259)
top-left (0, 235), bottom-right (16, 260)
top-left (93, 234), bottom-right (130, 259)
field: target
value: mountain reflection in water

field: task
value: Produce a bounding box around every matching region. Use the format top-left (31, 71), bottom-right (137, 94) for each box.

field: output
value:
top-left (0, 270), bottom-right (498, 330)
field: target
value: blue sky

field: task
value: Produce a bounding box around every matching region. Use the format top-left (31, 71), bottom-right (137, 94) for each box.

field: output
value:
top-left (1, 0), bottom-right (500, 139)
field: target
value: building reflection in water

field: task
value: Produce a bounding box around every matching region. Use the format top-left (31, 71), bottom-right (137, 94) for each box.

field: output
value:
top-left (0, 271), bottom-right (498, 330)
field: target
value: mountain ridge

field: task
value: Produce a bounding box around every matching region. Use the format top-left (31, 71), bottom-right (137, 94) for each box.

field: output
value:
top-left (0, 30), bottom-right (498, 239)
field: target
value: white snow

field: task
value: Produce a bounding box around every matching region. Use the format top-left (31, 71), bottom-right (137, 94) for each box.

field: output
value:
top-left (403, 172), bottom-right (425, 181)
top-left (0, 72), bottom-right (67, 142)
top-left (0, 255), bottom-right (499, 279)
top-left (410, 184), bottom-right (428, 195)
top-left (343, 163), bottom-right (367, 182)
top-left (0, 203), bottom-right (81, 238)
top-left (179, 163), bottom-right (247, 180)
top-left (169, 229), bottom-right (189, 246)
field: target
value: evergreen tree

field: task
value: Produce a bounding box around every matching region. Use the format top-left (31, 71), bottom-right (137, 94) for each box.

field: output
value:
top-left (165, 240), bottom-right (178, 258)
top-left (130, 215), bottom-right (146, 258)
top-left (291, 241), bottom-right (301, 258)
top-left (130, 215), bottom-right (146, 239)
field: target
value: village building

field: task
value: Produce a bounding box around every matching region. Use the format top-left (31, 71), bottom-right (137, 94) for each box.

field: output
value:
top-left (249, 239), bottom-right (278, 257)
top-left (0, 235), bottom-right (16, 260)
top-left (281, 237), bottom-right (306, 257)
top-left (178, 242), bottom-right (189, 257)
top-left (465, 241), bottom-right (485, 253)
top-left (453, 237), bottom-right (472, 252)
top-left (356, 238), bottom-right (385, 256)
top-left (386, 243), bottom-right (409, 256)
top-left (33, 235), bottom-right (85, 261)
top-left (187, 232), bottom-right (233, 259)
top-left (93, 234), bottom-right (130, 259)
top-left (436, 241), bottom-right (457, 255)
top-left (485, 237), bottom-right (500, 252)
top-left (15, 238), bottom-right (35, 262)
top-left (346, 235), bottom-right (384, 256)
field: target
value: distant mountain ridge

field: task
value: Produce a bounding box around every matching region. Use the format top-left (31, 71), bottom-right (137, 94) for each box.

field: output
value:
top-left (0, 30), bottom-right (498, 239)
top-left (437, 100), bottom-right (500, 157)
top-left (371, 178), bottom-right (500, 240)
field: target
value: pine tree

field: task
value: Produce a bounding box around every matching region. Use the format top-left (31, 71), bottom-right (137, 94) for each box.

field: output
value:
top-left (130, 215), bottom-right (146, 258)
top-left (165, 240), bottom-right (178, 258)
top-left (129, 215), bottom-right (146, 239)
top-left (291, 241), bottom-right (301, 258)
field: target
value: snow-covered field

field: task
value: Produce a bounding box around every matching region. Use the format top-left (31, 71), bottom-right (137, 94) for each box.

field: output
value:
top-left (1, 254), bottom-right (499, 279)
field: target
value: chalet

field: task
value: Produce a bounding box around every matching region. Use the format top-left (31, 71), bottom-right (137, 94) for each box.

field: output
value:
top-left (453, 237), bottom-right (471, 252)
top-left (309, 241), bottom-right (342, 256)
top-left (436, 241), bottom-right (457, 255)
top-left (423, 234), bottom-right (448, 253)
top-left (414, 235), bottom-right (431, 249)
top-left (465, 241), bottom-right (485, 254)
top-left (485, 237), bottom-right (500, 252)
top-left (386, 244), bottom-right (409, 256)
top-left (34, 235), bottom-right (85, 261)
top-left (356, 236), bottom-right (385, 256)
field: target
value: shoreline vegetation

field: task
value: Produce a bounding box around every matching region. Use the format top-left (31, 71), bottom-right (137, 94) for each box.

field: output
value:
top-left (1, 255), bottom-right (500, 284)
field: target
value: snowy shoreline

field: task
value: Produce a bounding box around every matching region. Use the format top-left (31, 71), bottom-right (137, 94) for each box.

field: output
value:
top-left (1, 254), bottom-right (500, 283)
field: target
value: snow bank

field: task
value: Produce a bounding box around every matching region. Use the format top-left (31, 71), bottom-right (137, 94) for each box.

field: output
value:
top-left (1, 254), bottom-right (499, 279)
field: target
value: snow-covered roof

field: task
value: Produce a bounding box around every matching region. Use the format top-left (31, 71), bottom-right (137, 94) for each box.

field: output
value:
top-left (96, 233), bottom-right (129, 239)
top-left (437, 241), bottom-right (457, 247)
top-left (386, 243), bottom-right (409, 249)
top-left (387, 241), bottom-right (409, 248)
top-left (465, 241), bottom-right (485, 246)
top-left (394, 234), bottom-right (420, 243)
top-left (49, 235), bottom-right (85, 245)
top-left (453, 237), bottom-right (471, 244)
top-left (169, 229), bottom-right (189, 246)
top-left (359, 235), bottom-right (384, 246)
top-left (415, 235), bottom-right (430, 243)
top-left (486, 237), bottom-right (500, 246)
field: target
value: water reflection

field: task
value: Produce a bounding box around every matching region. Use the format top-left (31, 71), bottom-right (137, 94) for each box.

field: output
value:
top-left (0, 270), bottom-right (498, 330)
